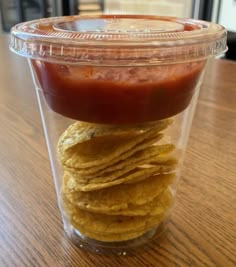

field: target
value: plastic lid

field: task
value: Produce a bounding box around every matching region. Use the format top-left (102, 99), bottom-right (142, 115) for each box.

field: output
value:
top-left (10, 15), bottom-right (227, 65)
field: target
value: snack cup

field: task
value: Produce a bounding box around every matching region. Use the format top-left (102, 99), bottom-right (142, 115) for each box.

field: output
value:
top-left (10, 15), bottom-right (227, 254)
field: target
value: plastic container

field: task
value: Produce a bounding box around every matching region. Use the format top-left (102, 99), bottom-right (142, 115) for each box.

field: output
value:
top-left (10, 15), bottom-right (227, 255)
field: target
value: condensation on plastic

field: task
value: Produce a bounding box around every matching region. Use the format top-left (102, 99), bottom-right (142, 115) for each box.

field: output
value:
top-left (10, 15), bottom-right (227, 66)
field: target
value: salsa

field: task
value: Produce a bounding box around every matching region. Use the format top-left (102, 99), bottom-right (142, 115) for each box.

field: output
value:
top-left (32, 60), bottom-right (205, 124)
top-left (10, 14), bottom-right (226, 124)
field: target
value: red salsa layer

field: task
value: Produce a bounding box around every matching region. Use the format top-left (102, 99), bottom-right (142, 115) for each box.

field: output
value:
top-left (32, 60), bottom-right (205, 124)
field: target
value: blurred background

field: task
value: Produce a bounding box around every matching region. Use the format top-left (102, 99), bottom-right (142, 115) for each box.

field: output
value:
top-left (0, 0), bottom-right (235, 60)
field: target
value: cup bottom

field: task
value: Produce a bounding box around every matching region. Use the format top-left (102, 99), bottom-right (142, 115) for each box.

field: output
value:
top-left (64, 220), bottom-right (168, 255)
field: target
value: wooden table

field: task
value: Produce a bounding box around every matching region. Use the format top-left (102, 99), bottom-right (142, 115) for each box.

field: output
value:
top-left (0, 35), bottom-right (235, 267)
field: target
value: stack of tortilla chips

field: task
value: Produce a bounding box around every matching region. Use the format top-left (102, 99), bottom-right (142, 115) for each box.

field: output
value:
top-left (57, 119), bottom-right (177, 242)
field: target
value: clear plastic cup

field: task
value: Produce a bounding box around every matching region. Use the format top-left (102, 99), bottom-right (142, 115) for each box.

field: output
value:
top-left (10, 15), bottom-right (227, 255)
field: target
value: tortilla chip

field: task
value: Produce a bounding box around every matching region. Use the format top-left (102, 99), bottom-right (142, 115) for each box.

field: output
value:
top-left (63, 172), bottom-right (175, 214)
top-left (64, 173), bottom-right (174, 216)
top-left (66, 143), bottom-right (175, 178)
top-left (58, 119), bottom-right (172, 151)
top-left (62, 190), bottom-right (172, 235)
top-left (72, 224), bottom-right (146, 242)
top-left (59, 132), bottom-right (163, 170)
top-left (67, 162), bottom-right (176, 192)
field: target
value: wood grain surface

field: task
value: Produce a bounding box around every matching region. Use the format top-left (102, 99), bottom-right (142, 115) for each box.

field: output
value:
top-left (0, 35), bottom-right (235, 267)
